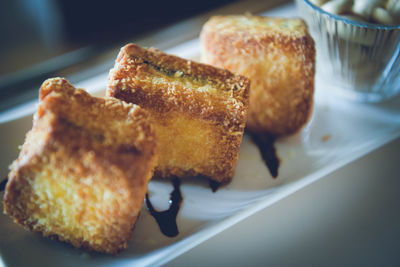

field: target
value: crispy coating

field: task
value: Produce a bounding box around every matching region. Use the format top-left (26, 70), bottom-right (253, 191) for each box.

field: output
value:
top-left (3, 78), bottom-right (158, 254)
top-left (201, 15), bottom-right (315, 136)
top-left (107, 43), bottom-right (250, 183)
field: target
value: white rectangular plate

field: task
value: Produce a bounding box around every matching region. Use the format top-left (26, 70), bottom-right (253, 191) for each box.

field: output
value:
top-left (1, 4), bottom-right (400, 267)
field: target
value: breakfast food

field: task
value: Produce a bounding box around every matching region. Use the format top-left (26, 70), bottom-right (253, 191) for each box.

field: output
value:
top-left (201, 15), bottom-right (315, 136)
top-left (3, 78), bottom-right (157, 254)
top-left (107, 43), bottom-right (250, 183)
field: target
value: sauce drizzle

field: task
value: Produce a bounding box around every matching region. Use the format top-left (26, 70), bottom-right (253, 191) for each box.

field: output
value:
top-left (0, 178), bottom-right (7, 192)
top-left (145, 178), bottom-right (182, 237)
top-left (249, 132), bottom-right (280, 178)
top-left (208, 179), bottom-right (221, 193)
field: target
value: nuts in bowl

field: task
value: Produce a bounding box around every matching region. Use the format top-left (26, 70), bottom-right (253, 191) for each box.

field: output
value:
top-left (297, 0), bottom-right (400, 102)
top-left (313, 0), bottom-right (399, 25)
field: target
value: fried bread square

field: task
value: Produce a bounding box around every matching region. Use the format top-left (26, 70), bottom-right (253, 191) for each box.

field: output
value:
top-left (3, 78), bottom-right (157, 254)
top-left (107, 44), bottom-right (249, 183)
top-left (201, 15), bottom-right (315, 136)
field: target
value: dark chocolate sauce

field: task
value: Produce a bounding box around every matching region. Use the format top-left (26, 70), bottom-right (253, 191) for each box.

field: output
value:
top-left (145, 178), bottom-right (182, 237)
top-left (208, 179), bottom-right (221, 193)
top-left (249, 132), bottom-right (280, 178)
top-left (0, 178), bottom-right (8, 191)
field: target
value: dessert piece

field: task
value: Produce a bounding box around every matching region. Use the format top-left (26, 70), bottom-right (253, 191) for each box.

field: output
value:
top-left (107, 44), bottom-right (249, 183)
top-left (201, 15), bottom-right (315, 136)
top-left (3, 78), bottom-right (157, 254)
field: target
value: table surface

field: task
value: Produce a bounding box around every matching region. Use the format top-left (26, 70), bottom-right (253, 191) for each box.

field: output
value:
top-left (166, 137), bottom-right (400, 267)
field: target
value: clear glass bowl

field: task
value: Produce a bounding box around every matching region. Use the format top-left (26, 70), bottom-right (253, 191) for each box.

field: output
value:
top-left (296, 0), bottom-right (400, 102)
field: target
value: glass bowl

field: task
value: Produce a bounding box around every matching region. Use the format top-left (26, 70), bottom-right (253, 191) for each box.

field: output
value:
top-left (296, 0), bottom-right (400, 102)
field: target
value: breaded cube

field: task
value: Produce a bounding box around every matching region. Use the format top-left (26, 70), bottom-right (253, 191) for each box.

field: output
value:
top-left (3, 78), bottom-right (157, 254)
top-left (107, 44), bottom-right (249, 183)
top-left (201, 15), bottom-right (315, 136)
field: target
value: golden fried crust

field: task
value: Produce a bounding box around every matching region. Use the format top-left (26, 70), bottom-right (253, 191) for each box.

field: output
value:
top-left (107, 44), bottom-right (250, 183)
top-left (201, 15), bottom-right (315, 136)
top-left (4, 78), bottom-right (158, 254)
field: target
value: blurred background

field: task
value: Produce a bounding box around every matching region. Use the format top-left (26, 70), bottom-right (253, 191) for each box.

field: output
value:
top-left (0, 0), bottom-right (244, 110)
